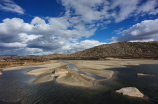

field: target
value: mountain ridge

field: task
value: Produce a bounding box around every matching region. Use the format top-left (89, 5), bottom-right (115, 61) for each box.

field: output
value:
top-left (49, 42), bottom-right (158, 60)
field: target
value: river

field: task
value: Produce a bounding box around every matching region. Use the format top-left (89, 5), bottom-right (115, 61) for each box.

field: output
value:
top-left (0, 64), bottom-right (158, 104)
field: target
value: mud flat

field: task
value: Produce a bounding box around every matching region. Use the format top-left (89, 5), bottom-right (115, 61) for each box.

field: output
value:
top-left (32, 65), bottom-right (95, 87)
top-left (56, 70), bottom-right (95, 87)
top-left (25, 62), bottom-right (61, 76)
top-left (2, 60), bottom-right (61, 76)
top-left (2, 59), bottom-right (158, 87)
top-left (33, 74), bottom-right (56, 83)
top-left (68, 59), bottom-right (158, 80)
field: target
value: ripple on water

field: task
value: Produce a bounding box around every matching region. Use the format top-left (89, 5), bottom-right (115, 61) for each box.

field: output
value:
top-left (0, 64), bottom-right (158, 104)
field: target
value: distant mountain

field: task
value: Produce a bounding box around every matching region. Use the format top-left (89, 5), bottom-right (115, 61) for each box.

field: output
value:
top-left (49, 42), bottom-right (158, 60)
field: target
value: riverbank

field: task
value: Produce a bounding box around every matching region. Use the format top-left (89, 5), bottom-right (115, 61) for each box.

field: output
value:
top-left (2, 60), bottom-right (60, 76)
top-left (1, 59), bottom-right (158, 87)
top-left (68, 59), bottom-right (158, 80)
top-left (1, 60), bottom-right (158, 104)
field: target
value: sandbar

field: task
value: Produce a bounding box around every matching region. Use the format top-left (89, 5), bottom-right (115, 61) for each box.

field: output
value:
top-left (2, 61), bottom-right (61, 76)
top-left (56, 70), bottom-right (95, 87)
top-left (68, 59), bottom-right (158, 80)
top-left (1, 59), bottom-right (158, 87)
top-left (33, 74), bottom-right (55, 83)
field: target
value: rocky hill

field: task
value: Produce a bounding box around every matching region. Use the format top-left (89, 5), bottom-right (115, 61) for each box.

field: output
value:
top-left (49, 42), bottom-right (158, 60)
top-left (1, 42), bottom-right (158, 64)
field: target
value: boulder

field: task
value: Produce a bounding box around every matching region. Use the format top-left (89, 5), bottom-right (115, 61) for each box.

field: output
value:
top-left (116, 87), bottom-right (144, 97)
top-left (137, 73), bottom-right (154, 76)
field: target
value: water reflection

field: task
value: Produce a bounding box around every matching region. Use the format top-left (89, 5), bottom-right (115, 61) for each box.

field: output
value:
top-left (67, 63), bottom-right (106, 79)
top-left (0, 64), bottom-right (158, 104)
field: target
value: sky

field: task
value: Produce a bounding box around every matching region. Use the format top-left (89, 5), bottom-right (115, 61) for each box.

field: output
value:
top-left (0, 0), bottom-right (158, 55)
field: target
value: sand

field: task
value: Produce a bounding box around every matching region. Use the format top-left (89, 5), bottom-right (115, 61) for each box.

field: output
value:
top-left (2, 61), bottom-right (62, 76)
top-left (56, 70), bottom-right (95, 87)
top-left (68, 59), bottom-right (158, 80)
top-left (0, 69), bottom-right (2, 75)
top-left (1, 59), bottom-right (158, 87)
top-left (32, 65), bottom-right (95, 87)
top-left (26, 62), bottom-right (61, 76)
top-left (2, 60), bottom-right (58, 70)
top-left (33, 74), bottom-right (55, 83)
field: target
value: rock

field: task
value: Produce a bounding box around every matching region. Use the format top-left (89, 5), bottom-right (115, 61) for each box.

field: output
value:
top-left (116, 87), bottom-right (144, 98)
top-left (55, 68), bottom-right (68, 75)
top-left (137, 73), bottom-right (154, 76)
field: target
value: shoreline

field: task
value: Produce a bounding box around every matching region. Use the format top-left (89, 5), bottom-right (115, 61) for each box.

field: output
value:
top-left (1, 59), bottom-right (158, 87)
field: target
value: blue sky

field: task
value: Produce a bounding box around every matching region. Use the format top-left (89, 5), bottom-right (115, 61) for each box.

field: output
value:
top-left (0, 0), bottom-right (158, 55)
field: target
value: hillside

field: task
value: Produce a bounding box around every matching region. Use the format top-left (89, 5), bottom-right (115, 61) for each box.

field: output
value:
top-left (49, 42), bottom-right (158, 60)
top-left (1, 42), bottom-right (158, 64)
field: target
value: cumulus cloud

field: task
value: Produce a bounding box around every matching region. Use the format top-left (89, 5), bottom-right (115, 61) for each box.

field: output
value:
top-left (31, 17), bottom-right (46, 25)
top-left (0, 0), bottom-right (158, 55)
top-left (0, 0), bottom-right (24, 14)
top-left (0, 17), bottom-right (104, 55)
top-left (0, 42), bottom-right (26, 50)
top-left (113, 18), bottom-right (158, 42)
top-left (62, 40), bottom-right (105, 53)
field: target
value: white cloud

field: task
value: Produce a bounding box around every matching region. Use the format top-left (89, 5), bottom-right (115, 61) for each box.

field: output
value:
top-left (111, 0), bottom-right (139, 22)
top-left (31, 17), bottom-right (46, 25)
top-left (59, 0), bottom-right (158, 28)
top-left (136, 0), bottom-right (158, 15)
top-left (0, 0), bottom-right (24, 14)
top-left (48, 17), bottom-right (69, 30)
top-left (114, 27), bottom-right (124, 34)
top-left (60, 0), bottom-right (110, 23)
top-left (0, 17), bottom-right (103, 55)
top-left (0, 42), bottom-right (26, 49)
top-left (0, 0), bottom-right (158, 55)
top-left (149, 8), bottom-right (158, 15)
top-left (61, 40), bottom-right (105, 53)
top-left (110, 0), bottom-right (158, 22)
top-left (129, 39), bottom-right (155, 42)
top-left (113, 18), bottom-right (158, 42)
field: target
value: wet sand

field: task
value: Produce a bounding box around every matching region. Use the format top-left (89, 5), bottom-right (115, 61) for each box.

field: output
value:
top-left (56, 70), bottom-right (95, 87)
top-left (1, 59), bottom-right (158, 87)
top-left (3, 60), bottom-right (61, 76)
top-left (33, 74), bottom-right (56, 83)
top-left (68, 59), bottom-right (158, 80)
top-left (32, 64), bottom-right (95, 87)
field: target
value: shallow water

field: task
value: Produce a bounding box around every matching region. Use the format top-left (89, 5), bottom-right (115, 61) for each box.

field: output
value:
top-left (0, 64), bottom-right (158, 104)
top-left (67, 63), bottom-right (105, 79)
top-left (106, 64), bottom-right (158, 104)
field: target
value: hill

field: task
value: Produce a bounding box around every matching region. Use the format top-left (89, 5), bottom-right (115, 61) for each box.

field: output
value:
top-left (49, 42), bottom-right (158, 60)
top-left (1, 42), bottom-right (158, 64)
